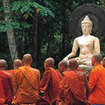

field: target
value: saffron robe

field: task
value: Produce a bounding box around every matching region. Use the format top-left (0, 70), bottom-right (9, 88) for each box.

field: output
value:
top-left (0, 79), bottom-right (5, 105)
top-left (4, 70), bottom-right (16, 96)
top-left (59, 70), bottom-right (88, 105)
top-left (40, 67), bottom-right (62, 103)
top-left (12, 66), bottom-right (40, 104)
top-left (89, 64), bottom-right (105, 104)
top-left (0, 71), bottom-right (12, 104)
top-left (6, 69), bottom-right (15, 75)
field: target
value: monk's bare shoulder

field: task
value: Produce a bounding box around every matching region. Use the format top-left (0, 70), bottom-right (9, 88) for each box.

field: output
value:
top-left (31, 68), bottom-right (40, 76)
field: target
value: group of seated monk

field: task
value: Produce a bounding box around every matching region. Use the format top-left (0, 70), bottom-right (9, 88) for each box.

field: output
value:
top-left (0, 53), bottom-right (105, 105)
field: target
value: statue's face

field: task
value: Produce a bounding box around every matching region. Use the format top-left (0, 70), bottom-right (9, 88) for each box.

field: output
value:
top-left (81, 23), bottom-right (92, 35)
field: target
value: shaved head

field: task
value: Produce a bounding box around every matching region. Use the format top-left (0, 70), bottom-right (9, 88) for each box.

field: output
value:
top-left (92, 54), bottom-right (102, 66)
top-left (44, 57), bottom-right (55, 69)
top-left (68, 59), bottom-right (78, 70)
top-left (0, 59), bottom-right (7, 70)
top-left (13, 59), bottom-right (22, 69)
top-left (92, 54), bottom-right (102, 64)
top-left (58, 60), bottom-right (68, 73)
top-left (22, 54), bottom-right (32, 65)
top-left (58, 60), bottom-right (68, 68)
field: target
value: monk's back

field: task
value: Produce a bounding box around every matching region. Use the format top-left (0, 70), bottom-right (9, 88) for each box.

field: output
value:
top-left (0, 71), bottom-right (12, 104)
top-left (89, 65), bottom-right (105, 104)
top-left (16, 70), bottom-right (37, 97)
top-left (12, 66), bottom-right (40, 104)
top-left (40, 67), bottom-right (62, 102)
top-left (63, 70), bottom-right (87, 101)
top-left (48, 68), bottom-right (62, 98)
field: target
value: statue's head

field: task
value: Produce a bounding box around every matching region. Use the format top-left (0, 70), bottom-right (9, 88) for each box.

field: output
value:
top-left (81, 16), bottom-right (92, 34)
top-left (81, 16), bottom-right (92, 27)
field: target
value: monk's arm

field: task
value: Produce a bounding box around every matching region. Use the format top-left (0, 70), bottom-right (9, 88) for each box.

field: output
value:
top-left (40, 70), bottom-right (51, 92)
top-left (63, 38), bottom-right (78, 60)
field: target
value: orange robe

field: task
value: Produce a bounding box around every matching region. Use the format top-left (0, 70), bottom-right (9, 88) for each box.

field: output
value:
top-left (89, 64), bottom-right (105, 104)
top-left (77, 68), bottom-right (89, 80)
top-left (12, 66), bottom-right (40, 104)
top-left (59, 70), bottom-right (88, 105)
top-left (40, 67), bottom-right (62, 103)
top-left (0, 78), bottom-right (5, 105)
top-left (0, 71), bottom-right (12, 104)
top-left (6, 69), bottom-right (15, 75)
top-left (5, 69), bottom-right (15, 94)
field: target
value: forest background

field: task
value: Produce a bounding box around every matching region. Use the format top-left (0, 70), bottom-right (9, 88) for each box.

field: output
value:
top-left (0, 0), bottom-right (105, 74)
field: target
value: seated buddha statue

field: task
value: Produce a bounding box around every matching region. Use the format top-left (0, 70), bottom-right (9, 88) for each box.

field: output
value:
top-left (63, 16), bottom-right (100, 66)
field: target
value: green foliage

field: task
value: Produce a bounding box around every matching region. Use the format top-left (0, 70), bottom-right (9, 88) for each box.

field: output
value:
top-left (21, 22), bottom-right (32, 28)
top-left (0, 32), bottom-right (12, 69)
top-left (0, 20), bottom-right (32, 32)
top-left (40, 33), bottom-right (63, 69)
top-left (0, 0), bottom-right (104, 71)
top-left (0, 0), bottom-right (54, 32)
top-left (11, 0), bottom-right (54, 18)
top-left (100, 42), bottom-right (105, 57)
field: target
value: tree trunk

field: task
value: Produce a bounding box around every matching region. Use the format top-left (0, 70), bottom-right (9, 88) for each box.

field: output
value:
top-left (3, 0), bottom-right (18, 61)
top-left (31, 14), bottom-right (38, 67)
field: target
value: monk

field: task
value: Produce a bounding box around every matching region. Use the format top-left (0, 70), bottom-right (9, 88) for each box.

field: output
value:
top-left (6, 59), bottom-right (23, 75)
top-left (13, 59), bottom-right (23, 69)
top-left (58, 59), bottom-right (89, 105)
top-left (40, 57), bottom-right (62, 104)
top-left (89, 54), bottom-right (105, 104)
top-left (0, 59), bottom-right (12, 105)
top-left (58, 60), bottom-right (68, 74)
top-left (12, 54), bottom-right (40, 104)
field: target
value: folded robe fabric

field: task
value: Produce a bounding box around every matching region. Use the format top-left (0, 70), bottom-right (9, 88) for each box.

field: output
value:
top-left (0, 71), bottom-right (12, 104)
top-left (40, 67), bottom-right (62, 103)
top-left (12, 66), bottom-right (40, 104)
top-left (89, 64), bottom-right (105, 104)
top-left (59, 70), bottom-right (87, 105)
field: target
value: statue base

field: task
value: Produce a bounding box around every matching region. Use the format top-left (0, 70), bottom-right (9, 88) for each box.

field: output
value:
top-left (79, 65), bottom-right (93, 75)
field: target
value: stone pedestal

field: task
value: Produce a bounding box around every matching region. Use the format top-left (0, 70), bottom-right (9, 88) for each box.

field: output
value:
top-left (79, 65), bottom-right (93, 75)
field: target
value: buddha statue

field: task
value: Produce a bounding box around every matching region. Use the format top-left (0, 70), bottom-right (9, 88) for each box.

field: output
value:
top-left (63, 16), bottom-right (100, 66)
